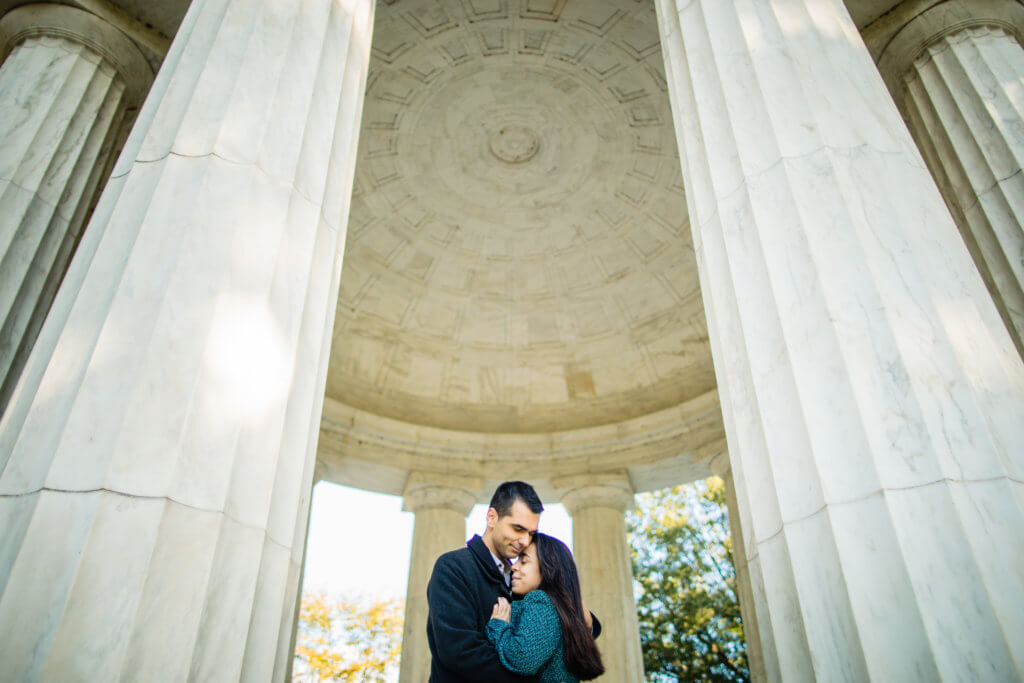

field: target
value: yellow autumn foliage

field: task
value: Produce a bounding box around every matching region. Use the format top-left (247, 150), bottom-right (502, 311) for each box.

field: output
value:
top-left (293, 592), bottom-right (404, 682)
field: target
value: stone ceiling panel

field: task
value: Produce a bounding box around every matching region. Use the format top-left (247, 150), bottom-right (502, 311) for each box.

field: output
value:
top-left (328, 0), bottom-right (715, 432)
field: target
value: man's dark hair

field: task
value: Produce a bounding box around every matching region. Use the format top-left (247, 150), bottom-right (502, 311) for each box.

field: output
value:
top-left (489, 481), bottom-right (543, 517)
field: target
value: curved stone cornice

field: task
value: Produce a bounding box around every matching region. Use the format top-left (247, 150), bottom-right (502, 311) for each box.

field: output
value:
top-left (0, 3), bottom-right (153, 104)
top-left (864, 0), bottom-right (1024, 98)
top-left (317, 388), bottom-right (724, 494)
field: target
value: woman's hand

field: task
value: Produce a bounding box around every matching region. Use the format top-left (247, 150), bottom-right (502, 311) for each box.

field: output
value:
top-left (491, 597), bottom-right (511, 622)
top-left (581, 599), bottom-right (593, 630)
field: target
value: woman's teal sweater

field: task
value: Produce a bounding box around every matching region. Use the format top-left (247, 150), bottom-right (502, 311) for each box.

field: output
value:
top-left (486, 590), bottom-right (578, 683)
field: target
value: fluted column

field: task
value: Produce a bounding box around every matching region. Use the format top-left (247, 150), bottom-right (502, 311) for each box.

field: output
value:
top-left (0, 4), bottom-right (152, 415)
top-left (655, 0), bottom-right (1024, 680)
top-left (870, 0), bottom-right (1024, 359)
top-left (709, 453), bottom-right (769, 682)
top-left (0, 0), bottom-right (374, 680)
top-left (399, 474), bottom-right (479, 683)
top-left (558, 474), bottom-right (644, 682)
top-left (282, 463), bottom-right (326, 682)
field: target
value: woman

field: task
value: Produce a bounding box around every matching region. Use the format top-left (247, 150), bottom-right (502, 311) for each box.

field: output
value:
top-left (487, 533), bottom-right (604, 682)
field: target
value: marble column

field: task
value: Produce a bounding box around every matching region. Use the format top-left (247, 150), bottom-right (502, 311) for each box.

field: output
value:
top-left (0, 0), bottom-right (374, 680)
top-left (282, 464), bottom-right (325, 682)
top-left (708, 453), bottom-right (769, 682)
top-left (655, 0), bottom-right (1024, 680)
top-left (558, 474), bottom-right (644, 682)
top-left (871, 0), bottom-right (1024, 359)
top-left (399, 475), bottom-right (479, 683)
top-left (0, 4), bottom-right (152, 415)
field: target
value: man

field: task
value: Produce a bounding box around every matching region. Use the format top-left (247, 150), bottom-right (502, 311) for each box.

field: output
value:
top-left (425, 481), bottom-right (600, 682)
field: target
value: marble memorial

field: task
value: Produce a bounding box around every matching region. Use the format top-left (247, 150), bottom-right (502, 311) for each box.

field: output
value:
top-left (0, 0), bottom-right (1022, 681)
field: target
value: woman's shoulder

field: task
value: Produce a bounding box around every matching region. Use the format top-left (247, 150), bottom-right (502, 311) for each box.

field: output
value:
top-left (520, 590), bottom-right (555, 607)
top-left (515, 591), bottom-right (559, 626)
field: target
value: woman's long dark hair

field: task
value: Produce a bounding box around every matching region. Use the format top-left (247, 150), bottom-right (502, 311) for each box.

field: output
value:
top-left (532, 533), bottom-right (605, 680)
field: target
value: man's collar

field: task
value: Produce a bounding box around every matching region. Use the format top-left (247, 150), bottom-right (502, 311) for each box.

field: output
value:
top-left (488, 548), bottom-right (510, 569)
top-left (480, 532), bottom-right (500, 560)
top-left (489, 549), bottom-right (512, 587)
top-left (467, 535), bottom-right (505, 579)
top-left (490, 550), bottom-right (512, 578)
top-left (467, 535), bottom-right (513, 591)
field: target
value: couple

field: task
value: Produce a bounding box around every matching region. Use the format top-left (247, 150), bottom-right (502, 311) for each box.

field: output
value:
top-left (426, 481), bottom-right (605, 682)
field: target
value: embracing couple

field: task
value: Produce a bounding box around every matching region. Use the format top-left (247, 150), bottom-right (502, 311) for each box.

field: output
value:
top-left (426, 481), bottom-right (605, 682)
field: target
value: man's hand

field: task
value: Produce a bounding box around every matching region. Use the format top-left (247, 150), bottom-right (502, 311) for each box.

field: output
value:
top-left (491, 597), bottom-right (511, 622)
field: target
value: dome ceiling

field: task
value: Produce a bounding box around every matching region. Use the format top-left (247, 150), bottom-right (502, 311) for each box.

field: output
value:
top-left (327, 0), bottom-right (715, 433)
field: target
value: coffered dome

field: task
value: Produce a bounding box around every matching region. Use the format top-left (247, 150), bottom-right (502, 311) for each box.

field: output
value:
top-left (327, 0), bottom-right (716, 434)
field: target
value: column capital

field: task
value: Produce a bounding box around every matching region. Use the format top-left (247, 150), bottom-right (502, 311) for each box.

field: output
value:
top-left (863, 0), bottom-right (1024, 98)
top-left (402, 472), bottom-right (481, 516)
top-left (554, 472), bottom-right (634, 515)
top-left (708, 451), bottom-right (731, 479)
top-left (0, 4), bottom-right (153, 104)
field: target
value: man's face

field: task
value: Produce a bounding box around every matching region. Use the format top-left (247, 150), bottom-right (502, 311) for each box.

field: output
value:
top-left (486, 499), bottom-right (540, 561)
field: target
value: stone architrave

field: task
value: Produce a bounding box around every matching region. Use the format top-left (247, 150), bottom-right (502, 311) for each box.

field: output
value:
top-left (0, 0), bottom-right (374, 680)
top-left (0, 4), bottom-right (152, 415)
top-left (871, 0), bottom-right (1024, 359)
top-left (557, 473), bottom-right (644, 683)
top-left (708, 453), bottom-right (768, 683)
top-left (655, 0), bottom-right (1024, 680)
top-left (399, 474), bottom-right (480, 683)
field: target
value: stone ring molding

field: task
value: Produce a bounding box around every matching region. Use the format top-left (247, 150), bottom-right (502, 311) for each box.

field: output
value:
top-left (489, 125), bottom-right (541, 164)
top-left (316, 389), bottom-right (725, 497)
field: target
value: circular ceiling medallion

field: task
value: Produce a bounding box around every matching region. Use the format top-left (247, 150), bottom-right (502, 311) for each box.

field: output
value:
top-left (489, 125), bottom-right (540, 164)
top-left (403, 64), bottom-right (607, 226)
top-left (334, 0), bottom-right (714, 434)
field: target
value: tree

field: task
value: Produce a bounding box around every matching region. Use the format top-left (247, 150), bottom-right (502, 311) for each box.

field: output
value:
top-left (293, 592), bottom-right (404, 682)
top-left (627, 478), bottom-right (749, 682)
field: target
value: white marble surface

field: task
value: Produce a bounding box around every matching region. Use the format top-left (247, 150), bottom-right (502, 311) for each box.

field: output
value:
top-left (559, 475), bottom-right (644, 683)
top-left (0, 29), bottom-right (128, 415)
top-left (317, 389), bottom-right (723, 498)
top-left (326, 0), bottom-right (715, 436)
top-left (399, 475), bottom-right (479, 683)
top-left (904, 21), bottom-right (1024, 356)
top-left (866, 0), bottom-right (1024, 357)
top-left (0, 0), bottom-right (374, 680)
top-left (709, 456), bottom-right (768, 682)
top-left (0, 1), bottom-right (153, 419)
top-left (655, 0), bottom-right (1024, 679)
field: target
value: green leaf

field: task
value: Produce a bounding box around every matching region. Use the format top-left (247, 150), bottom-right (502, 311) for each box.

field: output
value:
top-left (628, 478), bottom-right (750, 682)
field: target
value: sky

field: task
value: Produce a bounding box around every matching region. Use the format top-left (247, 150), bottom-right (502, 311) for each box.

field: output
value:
top-left (301, 481), bottom-right (574, 600)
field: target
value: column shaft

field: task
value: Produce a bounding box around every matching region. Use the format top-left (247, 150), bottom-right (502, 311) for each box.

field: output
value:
top-left (399, 481), bottom-right (477, 683)
top-left (655, 0), bottom-right (1024, 680)
top-left (0, 0), bottom-right (374, 680)
top-left (562, 480), bottom-right (644, 682)
top-left (710, 456), bottom-right (770, 683)
top-left (903, 25), bottom-right (1024, 357)
top-left (0, 6), bottom-right (151, 415)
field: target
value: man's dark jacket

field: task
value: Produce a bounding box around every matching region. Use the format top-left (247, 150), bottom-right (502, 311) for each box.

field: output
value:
top-left (426, 535), bottom-right (600, 683)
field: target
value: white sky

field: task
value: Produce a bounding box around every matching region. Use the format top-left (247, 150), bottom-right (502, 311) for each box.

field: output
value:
top-left (301, 481), bottom-right (574, 600)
